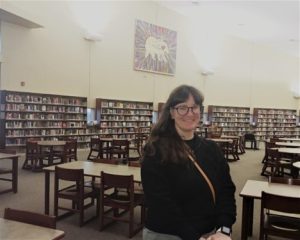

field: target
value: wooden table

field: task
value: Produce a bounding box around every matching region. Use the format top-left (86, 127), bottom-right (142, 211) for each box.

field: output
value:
top-left (278, 147), bottom-right (300, 154)
top-left (0, 218), bottom-right (65, 240)
top-left (275, 142), bottom-right (300, 147)
top-left (293, 161), bottom-right (300, 169)
top-left (43, 161), bottom-right (141, 214)
top-left (239, 180), bottom-right (300, 240)
top-left (278, 138), bottom-right (300, 142)
top-left (0, 153), bottom-right (19, 194)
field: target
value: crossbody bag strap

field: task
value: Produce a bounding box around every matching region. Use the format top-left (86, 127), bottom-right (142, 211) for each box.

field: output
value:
top-left (187, 153), bottom-right (216, 204)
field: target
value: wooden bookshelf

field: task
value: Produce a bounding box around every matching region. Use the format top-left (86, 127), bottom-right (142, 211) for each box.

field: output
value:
top-left (253, 108), bottom-right (297, 140)
top-left (207, 105), bottom-right (250, 136)
top-left (0, 90), bottom-right (93, 149)
top-left (95, 98), bottom-right (153, 139)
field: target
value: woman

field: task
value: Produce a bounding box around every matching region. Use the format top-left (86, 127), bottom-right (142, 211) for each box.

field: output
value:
top-left (141, 85), bottom-right (236, 240)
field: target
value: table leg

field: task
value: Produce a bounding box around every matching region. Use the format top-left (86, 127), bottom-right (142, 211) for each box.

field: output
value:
top-left (12, 156), bottom-right (18, 193)
top-left (226, 142), bottom-right (229, 160)
top-left (241, 196), bottom-right (254, 240)
top-left (44, 171), bottom-right (50, 215)
top-left (291, 155), bottom-right (300, 178)
top-left (248, 198), bottom-right (254, 236)
top-left (49, 146), bottom-right (54, 165)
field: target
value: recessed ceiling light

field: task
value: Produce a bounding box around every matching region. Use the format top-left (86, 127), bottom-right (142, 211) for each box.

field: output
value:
top-left (191, 1), bottom-right (200, 5)
top-left (237, 23), bottom-right (245, 27)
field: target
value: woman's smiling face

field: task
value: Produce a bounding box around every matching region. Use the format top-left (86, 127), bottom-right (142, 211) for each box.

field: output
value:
top-left (170, 94), bottom-right (200, 140)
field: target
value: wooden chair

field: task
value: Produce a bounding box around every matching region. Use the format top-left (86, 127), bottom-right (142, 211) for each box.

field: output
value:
top-left (262, 141), bottom-right (275, 163)
top-left (23, 140), bottom-right (43, 171)
top-left (86, 158), bottom-right (120, 189)
top-left (259, 191), bottom-right (300, 240)
top-left (138, 133), bottom-right (148, 156)
top-left (238, 135), bottom-right (246, 154)
top-left (87, 138), bottom-right (102, 160)
top-left (0, 149), bottom-right (17, 193)
top-left (128, 160), bottom-right (144, 195)
top-left (4, 207), bottom-right (56, 229)
top-left (207, 125), bottom-right (223, 138)
top-left (129, 128), bottom-right (142, 157)
top-left (99, 171), bottom-right (145, 238)
top-left (261, 148), bottom-right (292, 177)
top-left (244, 133), bottom-right (257, 149)
top-left (54, 166), bottom-right (99, 226)
top-left (54, 140), bottom-right (77, 163)
top-left (110, 139), bottom-right (129, 162)
top-left (221, 139), bottom-right (239, 161)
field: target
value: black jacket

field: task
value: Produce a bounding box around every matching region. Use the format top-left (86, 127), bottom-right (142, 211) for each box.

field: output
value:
top-left (141, 135), bottom-right (236, 240)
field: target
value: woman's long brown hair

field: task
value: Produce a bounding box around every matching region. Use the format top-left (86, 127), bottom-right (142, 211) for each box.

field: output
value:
top-left (143, 85), bottom-right (204, 164)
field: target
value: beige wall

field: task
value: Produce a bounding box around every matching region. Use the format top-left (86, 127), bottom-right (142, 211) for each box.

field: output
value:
top-left (0, 1), bottom-right (299, 112)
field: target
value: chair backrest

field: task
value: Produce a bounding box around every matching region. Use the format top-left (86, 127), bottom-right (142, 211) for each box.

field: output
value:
top-left (128, 161), bottom-right (141, 167)
top-left (4, 208), bottom-right (56, 229)
top-left (265, 141), bottom-right (275, 149)
top-left (266, 145), bottom-right (279, 162)
top-left (65, 139), bottom-right (77, 151)
top-left (112, 139), bottom-right (129, 149)
top-left (139, 134), bottom-right (148, 151)
top-left (270, 137), bottom-right (279, 143)
top-left (26, 141), bottom-right (39, 154)
top-left (0, 149), bottom-right (16, 154)
top-left (268, 176), bottom-right (300, 185)
top-left (261, 191), bottom-right (300, 215)
top-left (244, 133), bottom-right (256, 141)
top-left (101, 171), bottom-right (134, 190)
top-left (208, 125), bottom-right (223, 138)
top-left (55, 166), bottom-right (83, 182)
top-left (90, 137), bottom-right (101, 150)
top-left (260, 191), bottom-right (300, 239)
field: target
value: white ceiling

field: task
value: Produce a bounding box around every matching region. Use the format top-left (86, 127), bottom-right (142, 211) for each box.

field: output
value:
top-left (160, 0), bottom-right (300, 57)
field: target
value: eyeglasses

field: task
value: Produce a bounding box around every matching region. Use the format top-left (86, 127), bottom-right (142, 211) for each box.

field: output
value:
top-left (173, 105), bottom-right (201, 116)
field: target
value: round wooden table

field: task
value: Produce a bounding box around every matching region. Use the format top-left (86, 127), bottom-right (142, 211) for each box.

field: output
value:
top-left (292, 161), bottom-right (300, 169)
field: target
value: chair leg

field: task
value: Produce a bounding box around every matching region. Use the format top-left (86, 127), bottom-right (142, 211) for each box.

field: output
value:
top-left (261, 163), bottom-right (268, 176)
top-left (141, 205), bottom-right (146, 225)
top-left (96, 196), bottom-right (100, 217)
top-left (87, 150), bottom-right (93, 160)
top-left (99, 202), bottom-right (105, 230)
top-left (129, 208), bottom-right (134, 238)
top-left (259, 229), bottom-right (263, 240)
top-left (79, 199), bottom-right (84, 227)
top-left (54, 193), bottom-right (58, 217)
top-left (22, 157), bottom-right (31, 169)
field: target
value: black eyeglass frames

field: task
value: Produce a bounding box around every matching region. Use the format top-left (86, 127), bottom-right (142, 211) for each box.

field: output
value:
top-left (173, 105), bottom-right (201, 116)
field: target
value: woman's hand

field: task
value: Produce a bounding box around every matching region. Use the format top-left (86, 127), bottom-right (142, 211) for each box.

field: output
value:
top-left (199, 232), bottom-right (232, 240)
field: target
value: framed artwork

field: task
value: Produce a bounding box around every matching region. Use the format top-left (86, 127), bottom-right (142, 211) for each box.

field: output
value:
top-left (134, 19), bottom-right (177, 75)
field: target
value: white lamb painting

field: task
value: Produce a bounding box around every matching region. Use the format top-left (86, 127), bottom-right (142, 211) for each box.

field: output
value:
top-left (134, 19), bottom-right (177, 75)
top-left (144, 36), bottom-right (169, 63)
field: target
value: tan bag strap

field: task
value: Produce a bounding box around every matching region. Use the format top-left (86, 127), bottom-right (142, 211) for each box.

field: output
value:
top-left (188, 153), bottom-right (216, 204)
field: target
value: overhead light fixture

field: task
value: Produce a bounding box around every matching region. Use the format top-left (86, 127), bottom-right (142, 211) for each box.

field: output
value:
top-left (201, 70), bottom-right (214, 76)
top-left (191, 1), bottom-right (200, 5)
top-left (84, 31), bottom-right (103, 41)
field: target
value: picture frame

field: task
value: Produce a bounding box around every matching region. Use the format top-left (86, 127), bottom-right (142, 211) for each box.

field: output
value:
top-left (133, 19), bottom-right (177, 75)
